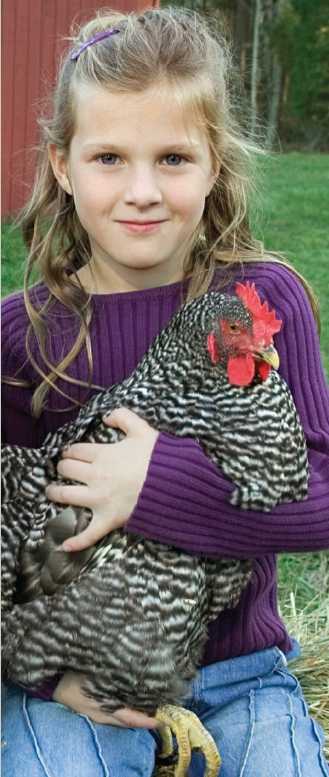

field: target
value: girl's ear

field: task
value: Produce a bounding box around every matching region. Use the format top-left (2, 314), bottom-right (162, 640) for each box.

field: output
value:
top-left (48, 144), bottom-right (73, 196)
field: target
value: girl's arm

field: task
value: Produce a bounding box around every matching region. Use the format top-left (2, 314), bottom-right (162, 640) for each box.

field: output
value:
top-left (125, 267), bottom-right (329, 557)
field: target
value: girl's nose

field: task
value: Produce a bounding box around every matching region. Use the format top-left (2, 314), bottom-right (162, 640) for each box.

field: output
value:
top-left (123, 167), bottom-right (162, 207)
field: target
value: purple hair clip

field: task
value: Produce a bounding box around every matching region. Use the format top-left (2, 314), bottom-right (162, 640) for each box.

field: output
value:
top-left (70, 28), bottom-right (121, 62)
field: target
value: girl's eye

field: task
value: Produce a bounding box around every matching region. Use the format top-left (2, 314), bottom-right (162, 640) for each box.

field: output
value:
top-left (164, 154), bottom-right (187, 166)
top-left (97, 153), bottom-right (119, 165)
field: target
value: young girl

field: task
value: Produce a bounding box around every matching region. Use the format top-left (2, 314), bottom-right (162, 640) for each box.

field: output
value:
top-left (2, 7), bottom-right (328, 777)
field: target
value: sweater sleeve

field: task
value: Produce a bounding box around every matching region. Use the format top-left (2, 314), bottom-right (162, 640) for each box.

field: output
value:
top-left (126, 265), bottom-right (329, 557)
top-left (1, 291), bottom-right (49, 447)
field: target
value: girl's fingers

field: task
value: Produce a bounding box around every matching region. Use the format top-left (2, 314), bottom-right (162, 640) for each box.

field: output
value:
top-left (61, 444), bottom-right (97, 462)
top-left (56, 458), bottom-right (92, 483)
top-left (112, 707), bottom-right (159, 729)
top-left (46, 483), bottom-right (94, 507)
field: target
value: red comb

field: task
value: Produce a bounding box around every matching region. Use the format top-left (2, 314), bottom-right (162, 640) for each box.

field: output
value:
top-left (235, 282), bottom-right (282, 336)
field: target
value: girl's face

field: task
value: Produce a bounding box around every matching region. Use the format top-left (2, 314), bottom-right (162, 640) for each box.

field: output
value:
top-left (49, 82), bottom-right (219, 293)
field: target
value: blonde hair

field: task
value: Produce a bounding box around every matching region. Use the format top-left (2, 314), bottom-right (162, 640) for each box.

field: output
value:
top-left (10, 6), bottom-right (319, 417)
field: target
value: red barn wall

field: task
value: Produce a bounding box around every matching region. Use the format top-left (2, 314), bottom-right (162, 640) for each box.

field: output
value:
top-left (2, 0), bottom-right (159, 218)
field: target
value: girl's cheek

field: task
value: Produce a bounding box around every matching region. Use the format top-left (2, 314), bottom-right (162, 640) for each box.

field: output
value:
top-left (167, 187), bottom-right (198, 214)
top-left (169, 173), bottom-right (208, 206)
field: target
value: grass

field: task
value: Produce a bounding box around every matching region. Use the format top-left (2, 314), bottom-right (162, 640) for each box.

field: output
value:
top-left (2, 152), bottom-right (329, 748)
top-left (253, 151), bottom-right (329, 374)
top-left (1, 219), bottom-right (27, 297)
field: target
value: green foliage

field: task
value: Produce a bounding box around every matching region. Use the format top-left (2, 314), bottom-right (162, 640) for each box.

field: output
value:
top-left (287, 0), bottom-right (329, 144)
top-left (268, 1), bottom-right (300, 70)
top-left (161, 0), bottom-right (329, 148)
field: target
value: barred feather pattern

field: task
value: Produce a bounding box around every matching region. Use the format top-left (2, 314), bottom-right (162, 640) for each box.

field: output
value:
top-left (1, 291), bottom-right (308, 713)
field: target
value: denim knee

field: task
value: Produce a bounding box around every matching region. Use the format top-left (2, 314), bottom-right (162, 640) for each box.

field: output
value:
top-left (183, 650), bottom-right (329, 777)
top-left (2, 684), bottom-right (156, 777)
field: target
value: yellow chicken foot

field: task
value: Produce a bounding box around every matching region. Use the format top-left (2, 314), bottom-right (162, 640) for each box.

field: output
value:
top-left (155, 704), bottom-right (221, 776)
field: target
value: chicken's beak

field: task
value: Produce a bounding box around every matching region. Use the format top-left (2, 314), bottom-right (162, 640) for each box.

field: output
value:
top-left (256, 345), bottom-right (280, 370)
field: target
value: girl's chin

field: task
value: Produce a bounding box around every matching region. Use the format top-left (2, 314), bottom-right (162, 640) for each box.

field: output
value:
top-left (112, 256), bottom-right (174, 271)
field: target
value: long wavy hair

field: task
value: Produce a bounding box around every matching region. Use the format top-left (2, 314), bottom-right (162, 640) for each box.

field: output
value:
top-left (9, 6), bottom-right (319, 417)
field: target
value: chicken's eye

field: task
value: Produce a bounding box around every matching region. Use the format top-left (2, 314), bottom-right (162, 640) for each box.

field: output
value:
top-left (229, 324), bottom-right (240, 333)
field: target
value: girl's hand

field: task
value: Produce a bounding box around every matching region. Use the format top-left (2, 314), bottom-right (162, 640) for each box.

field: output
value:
top-left (53, 671), bottom-right (159, 728)
top-left (45, 408), bottom-right (158, 552)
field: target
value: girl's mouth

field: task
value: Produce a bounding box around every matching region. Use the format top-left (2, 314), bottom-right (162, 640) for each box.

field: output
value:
top-left (117, 221), bottom-right (166, 234)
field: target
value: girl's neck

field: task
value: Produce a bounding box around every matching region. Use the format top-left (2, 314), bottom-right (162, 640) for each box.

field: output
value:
top-left (74, 261), bottom-right (186, 295)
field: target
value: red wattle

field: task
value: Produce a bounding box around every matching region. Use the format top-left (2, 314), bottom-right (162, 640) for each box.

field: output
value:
top-left (227, 353), bottom-right (255, 386)
top-left (257, 361), bottom-right (271, 381)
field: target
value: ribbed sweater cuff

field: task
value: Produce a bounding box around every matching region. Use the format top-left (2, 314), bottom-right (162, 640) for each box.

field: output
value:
top-left (126, 431), bottom-right (234, 553)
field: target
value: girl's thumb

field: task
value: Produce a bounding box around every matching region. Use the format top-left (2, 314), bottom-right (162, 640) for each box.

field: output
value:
top-left (103, 407), bottom-right (147, 436)
top-left (61, 519), bottom-right (102, 553)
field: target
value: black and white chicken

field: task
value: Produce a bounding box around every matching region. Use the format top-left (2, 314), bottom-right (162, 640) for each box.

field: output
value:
top-left (1, 282), bottom-right (308, 776)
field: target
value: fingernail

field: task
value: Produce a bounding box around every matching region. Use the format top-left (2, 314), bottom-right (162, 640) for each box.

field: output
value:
top-left (60, 542), bottom-right (74, 552)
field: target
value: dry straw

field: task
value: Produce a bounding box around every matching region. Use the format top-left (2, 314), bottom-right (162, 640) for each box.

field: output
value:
top-left (283, 591), bottom-right (329, 759)
top-left (153, 588), bottom-right (329, 775)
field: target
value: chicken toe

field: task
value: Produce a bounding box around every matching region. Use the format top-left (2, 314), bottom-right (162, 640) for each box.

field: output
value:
top-left (155, 704), bottom-right (221, 776)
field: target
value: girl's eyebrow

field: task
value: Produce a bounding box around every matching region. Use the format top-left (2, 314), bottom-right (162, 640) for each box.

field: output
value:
top-left (82, 141), bottom-right (201, 154)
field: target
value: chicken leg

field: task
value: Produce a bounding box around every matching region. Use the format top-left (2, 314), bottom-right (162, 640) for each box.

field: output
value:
top-left (155, 704), bottom-right (221, 776)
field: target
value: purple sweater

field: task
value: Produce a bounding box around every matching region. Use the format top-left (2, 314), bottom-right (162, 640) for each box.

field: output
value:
top-left (2, 262), bottom-right (329, 700)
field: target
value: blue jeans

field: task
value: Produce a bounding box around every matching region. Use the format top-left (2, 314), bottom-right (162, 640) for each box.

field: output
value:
top-left (2, 642), bottom-right (328, 777)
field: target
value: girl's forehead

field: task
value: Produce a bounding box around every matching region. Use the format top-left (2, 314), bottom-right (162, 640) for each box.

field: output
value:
top-left (72, 81), bottom-right (208, 148)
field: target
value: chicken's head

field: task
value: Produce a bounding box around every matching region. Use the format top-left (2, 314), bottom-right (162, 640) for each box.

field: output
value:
top-left (207, 282), bottom-right (282, 387)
